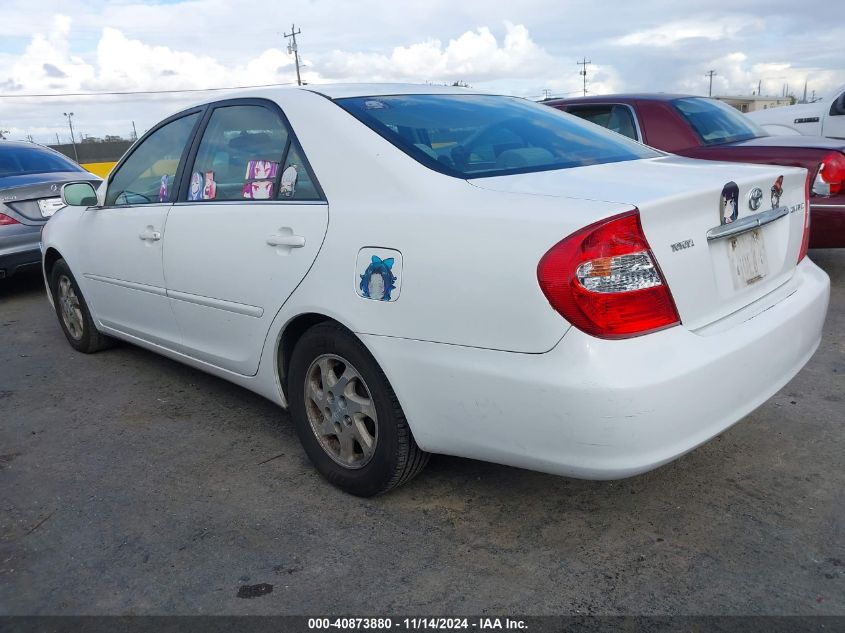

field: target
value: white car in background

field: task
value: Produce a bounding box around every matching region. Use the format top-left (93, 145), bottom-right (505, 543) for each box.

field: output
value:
top-left (42, 84), bottom-right (829, 496)
top-left (748, 84), bottom-right (845, 139)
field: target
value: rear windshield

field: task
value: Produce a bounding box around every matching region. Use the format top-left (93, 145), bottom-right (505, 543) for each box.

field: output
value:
top-left (672, 97), bottom-right (767, 145)
top-left (336, 94), bottom-right (659, 179)
top-left (0, 145), bottom-right (83, 177)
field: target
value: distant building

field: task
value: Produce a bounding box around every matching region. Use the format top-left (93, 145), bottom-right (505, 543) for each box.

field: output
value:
top-left (714, 95), bottom-right (794, 113)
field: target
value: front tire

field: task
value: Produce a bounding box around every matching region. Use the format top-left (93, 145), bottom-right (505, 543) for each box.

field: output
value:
top-left (288, 322), bottom-right (429, 496)
top-left (50, 258), bottom-right (113, 353)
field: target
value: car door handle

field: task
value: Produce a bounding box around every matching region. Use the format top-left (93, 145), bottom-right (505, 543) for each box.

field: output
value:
top-left (266, 234), bottom-right (306, 248)
top-left (139, 228), bottom-right (162, 241)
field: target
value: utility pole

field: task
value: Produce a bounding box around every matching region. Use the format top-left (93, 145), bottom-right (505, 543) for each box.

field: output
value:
top-left (758, 79), bottom-right (762, 96)
top-left (284, 24), bottom-right (303, 86)
top-left (802, 80), bottom-right (807, 103)
top-left (542, 88), bottom-right (551, 100)
top-left (577, 58), bottom-right (591, 96)
top-left (131, 120), bottom-right (138, 141)
top-left (705, 70), bottom-right (717, 96)
top-left (63, 112), bottom-right (79, 163)
top-left (55, 132), bottom-right (60, 145)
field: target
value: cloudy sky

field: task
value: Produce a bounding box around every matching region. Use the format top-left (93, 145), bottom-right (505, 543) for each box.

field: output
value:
top-left (1, 0), bottom-right (843, 144)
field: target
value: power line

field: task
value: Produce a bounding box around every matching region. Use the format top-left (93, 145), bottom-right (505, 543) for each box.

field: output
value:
top-left (0, 81), bottom-right (297, 99)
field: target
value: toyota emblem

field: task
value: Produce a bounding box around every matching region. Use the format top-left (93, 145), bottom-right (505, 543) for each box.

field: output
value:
top-left (748, 187), bottom-right (763, 211)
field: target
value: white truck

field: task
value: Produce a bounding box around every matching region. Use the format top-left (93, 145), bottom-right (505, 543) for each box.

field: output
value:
top-left (747, 85), bottom-right (845, 140)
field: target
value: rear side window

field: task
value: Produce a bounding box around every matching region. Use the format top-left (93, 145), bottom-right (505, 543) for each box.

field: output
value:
top-left (672, 97), bottom-right (767, 145)
top-left (0, 145), bottom-right (82, 177)
top-left (188, 104), bottom-right (320, 201)
top-left (336, 94), bottom-right (658, 179)
top-left (106, 112), bottom-right (199, 206)
top-left (566, 105), bottom-right (639, 141)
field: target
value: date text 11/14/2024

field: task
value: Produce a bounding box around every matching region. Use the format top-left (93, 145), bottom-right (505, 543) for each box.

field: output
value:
top-left (307, 617), bottom-right (528, 630)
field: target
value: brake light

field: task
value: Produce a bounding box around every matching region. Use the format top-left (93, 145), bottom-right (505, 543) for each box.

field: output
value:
top-left (0, 213), bottom-right (20, 226)
top-left (811, 151), bottom-right (845, 196)
top-left (537, 210), bottom-right (680, 339)
top-left (799, 175), bottom-right (811, 262)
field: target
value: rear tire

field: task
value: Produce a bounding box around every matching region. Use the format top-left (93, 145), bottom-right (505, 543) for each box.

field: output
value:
top-left (50, 258), bottom-right (113, 353)
top-left (288, 322), bottom-right (429, 496)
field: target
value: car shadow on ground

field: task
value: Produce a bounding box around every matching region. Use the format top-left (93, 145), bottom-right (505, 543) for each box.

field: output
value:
top-left (0, 267), bottom-right (44, 299)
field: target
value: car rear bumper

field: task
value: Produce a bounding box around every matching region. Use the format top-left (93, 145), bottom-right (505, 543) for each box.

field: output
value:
top-left (0, 225), bottom-right (42, 279)
top-left (809, 197), bottom-right (845, 248)
top-left (361, 258), bottom-right (830, 479)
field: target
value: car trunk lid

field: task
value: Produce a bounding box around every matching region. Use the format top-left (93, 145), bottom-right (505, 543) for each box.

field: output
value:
top-left (471, 155), bottom-right (809, 331)
top-left (0, 172), bottom-right (100, 222)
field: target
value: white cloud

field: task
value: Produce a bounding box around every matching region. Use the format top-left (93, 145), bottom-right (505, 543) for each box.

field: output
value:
top-left (319, 23), bottom-right (552, 83)
top-left (0, 2), bottom-right (843, 144)
top-left (614, 17), bottom-right (761, 47)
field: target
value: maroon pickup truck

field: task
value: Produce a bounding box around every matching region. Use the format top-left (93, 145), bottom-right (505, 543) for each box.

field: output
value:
top-left (546, 94), bottom-right (845, 248)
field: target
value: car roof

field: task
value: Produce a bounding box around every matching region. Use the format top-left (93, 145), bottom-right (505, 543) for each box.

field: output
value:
top-left (0, 140), bottom-right (58, 151)
top-left (545, 93), bottom-right (696, 106)
top-left (185, 83), bottom-right (495, 110)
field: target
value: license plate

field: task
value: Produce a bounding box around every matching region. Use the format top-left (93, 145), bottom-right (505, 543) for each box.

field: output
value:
top-left (38, 197), bottom-right (65, 218)
top-left (728, 229), bottom-right (767, 289)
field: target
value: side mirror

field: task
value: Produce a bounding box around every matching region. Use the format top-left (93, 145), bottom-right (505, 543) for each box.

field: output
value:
top-left (831, 93), bottom-right (845, 116)
top-left (61, 182), bottom-right (98, 207)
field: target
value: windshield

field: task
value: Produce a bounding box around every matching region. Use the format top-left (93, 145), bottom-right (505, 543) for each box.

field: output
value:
top-left (336, 94), bottom-right (659, 179)
top-left (0, 144), bottom-right (83, 178)
top-left (672, 97), bottom-right (767, 145)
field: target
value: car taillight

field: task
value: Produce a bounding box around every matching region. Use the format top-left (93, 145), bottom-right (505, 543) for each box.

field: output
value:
top-left (0, 213), bottom-right (20, 226)
top-left (537, 210), bottom-right (680, 339)
top-left (799, 175), bottom-right (811, 262)
top-left (811, 151), bottom-right (845, 196)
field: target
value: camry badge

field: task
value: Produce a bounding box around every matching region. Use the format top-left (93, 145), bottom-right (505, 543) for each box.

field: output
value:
top-left (50, 184), bottom-right (58, 192)
top-left (748, 187), bottom-right (763, 211)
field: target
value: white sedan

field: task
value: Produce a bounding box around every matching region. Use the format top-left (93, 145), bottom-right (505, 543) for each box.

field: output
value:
top-left (42, 84), bottom-right (829, 496)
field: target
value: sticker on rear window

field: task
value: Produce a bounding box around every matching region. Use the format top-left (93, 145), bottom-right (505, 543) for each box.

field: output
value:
top-left (279, 165), bottom-right (298, 197)
top-left (245, 160), bottom-right (279, 180)
top-left (242, 180), bottom-right (274, 199)
top-left (188, 172), bottom-right (204, 200)
top-left (363, 100), bottom-right (388, 110)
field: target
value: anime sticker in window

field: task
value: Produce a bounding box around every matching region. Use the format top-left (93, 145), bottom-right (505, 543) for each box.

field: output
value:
top-left (158, 175), bottom-right (169, 202)
top-left (242, 160), bottom-right (278, 199)
top-left (356, 248), bottom-right (402, 302)
top-left (279, 165), bottom-right (298, 197)
top-left (188, 171), bottom-right (218, 201)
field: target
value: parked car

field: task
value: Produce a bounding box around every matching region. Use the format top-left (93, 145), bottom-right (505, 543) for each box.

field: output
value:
top-left (546, 94), bottom-right (845, 248)
top-left (42, 85), bottom-right (829, 496)
top-left (0, 141), bottom-right (100, 279)
top-left (747, 84), bottom-right (845, 139)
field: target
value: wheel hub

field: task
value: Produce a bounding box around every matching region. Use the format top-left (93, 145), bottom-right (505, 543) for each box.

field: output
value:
top-left (304, 354), bottom-right (378, 469)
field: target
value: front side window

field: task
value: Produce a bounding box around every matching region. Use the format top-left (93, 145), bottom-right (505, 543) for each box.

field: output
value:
top-left (335, 94), bottom-right (658, 179)
top-left (566, 105), bottom-right (639, 140)
top-left (672, 97), bottom-right (767, 145)
top-left (106, 112), bottom-right (199, 206)
top-left (0, 145), bottom-right (83, 178)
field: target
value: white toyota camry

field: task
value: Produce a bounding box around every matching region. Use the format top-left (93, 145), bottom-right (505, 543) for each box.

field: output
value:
top-left (42, 84), bottom-right (830, 496)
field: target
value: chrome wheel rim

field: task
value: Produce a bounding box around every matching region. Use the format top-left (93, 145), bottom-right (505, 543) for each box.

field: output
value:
top-left (57, 275), bottom-right (84, 340)
top-left (304, 354), bottom-right (378, 469)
